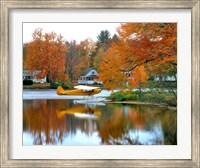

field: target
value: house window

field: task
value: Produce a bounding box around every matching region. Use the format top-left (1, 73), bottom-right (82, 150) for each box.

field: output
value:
top-left (91, 71), bottom-right (95, 75)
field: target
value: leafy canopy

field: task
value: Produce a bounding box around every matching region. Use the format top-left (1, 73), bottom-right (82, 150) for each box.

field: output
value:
top-left (24, 28), bottom-right (67, 82)
top-left (99, 23), bottom-right (177, 90)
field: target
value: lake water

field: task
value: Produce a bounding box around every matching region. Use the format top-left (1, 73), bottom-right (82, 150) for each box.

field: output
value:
top-left (23, 99), bottom-right (177, 145)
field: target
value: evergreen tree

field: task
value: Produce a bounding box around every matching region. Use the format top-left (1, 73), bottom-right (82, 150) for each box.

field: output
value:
top-left (97, 30), bottom-right (111, 43)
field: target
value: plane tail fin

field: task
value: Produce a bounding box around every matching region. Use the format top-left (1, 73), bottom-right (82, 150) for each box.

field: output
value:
top-left (56, 86), bottom-right (65, 95)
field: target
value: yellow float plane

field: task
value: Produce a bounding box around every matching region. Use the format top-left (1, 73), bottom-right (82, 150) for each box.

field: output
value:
top-left (56, 85), bottom-right (102, 96)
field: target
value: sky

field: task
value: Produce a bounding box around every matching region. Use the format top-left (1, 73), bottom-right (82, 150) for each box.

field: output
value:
top-left (23, 23), bottom-right (121, 44)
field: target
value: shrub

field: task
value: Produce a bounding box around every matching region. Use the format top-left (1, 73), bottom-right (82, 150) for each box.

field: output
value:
top-left (125, 94), bottom-right (138, 101)
top-left (23, 79), bottom-right (33, 85)
top-left (115, 94), bottom-right (126, 101)
top-left (109, 92), bottom-right (126, 101)
top-left (109, 90), bottom-right (177, 107)
top-left (50, 81), bottom-right (62, 89)
top-left (109, 91), bottom-right (140, 101)
top-left (62, 80), bottom-right (73, 89)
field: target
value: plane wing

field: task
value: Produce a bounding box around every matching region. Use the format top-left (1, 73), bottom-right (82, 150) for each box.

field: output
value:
top-left (74, 85), bottom-right (100, 91)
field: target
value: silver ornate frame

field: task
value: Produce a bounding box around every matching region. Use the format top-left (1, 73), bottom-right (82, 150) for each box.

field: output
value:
top-left (0, 0), bottom-right (199, 167)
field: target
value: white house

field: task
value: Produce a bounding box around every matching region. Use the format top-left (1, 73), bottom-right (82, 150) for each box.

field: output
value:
top-left (154, 75), bottom-right (176, 82)
top-left (23, 70), bottom-right (47, 83)
top-left (77, 68), bottom-right (102, 85)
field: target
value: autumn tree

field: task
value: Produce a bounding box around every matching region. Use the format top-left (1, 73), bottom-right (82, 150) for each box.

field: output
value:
top-left (65, 40), bottom-right (81, 81)
top-left (23, 43), bottom-right (29, 65)
top-left (117, 23), bottom-right (177, 78)
top-left (93, 47), bottom-right (104, 70)
top-left (24, 28), bottom-right (67, 82)
top-left (94, 31), bottom-right (118, 71)
top-left (129, 65), bottom-right (148, 93)
top-left (78, 38), bottom-right (96, 68)
top-left (112, 34), bottom-right (119, 42)
top-left (65, 39), bottom-right (96, 82)
top-left (99, 23), bottom-right (177, 90)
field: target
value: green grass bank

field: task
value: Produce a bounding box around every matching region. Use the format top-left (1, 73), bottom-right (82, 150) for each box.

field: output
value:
top-left (108, 89), bottom-right (177, 107)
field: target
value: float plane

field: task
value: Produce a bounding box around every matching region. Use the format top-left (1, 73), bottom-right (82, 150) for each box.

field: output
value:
top-left (56, 85), bottom-right (102, 97)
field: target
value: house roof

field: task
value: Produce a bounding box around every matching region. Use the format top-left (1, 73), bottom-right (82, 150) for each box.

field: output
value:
top-left (23, 70), bottom-right (42, 76)
top-left (81, 68), bottom-right (94, 76)
top-left (86, 75), bottom-right (97, 78)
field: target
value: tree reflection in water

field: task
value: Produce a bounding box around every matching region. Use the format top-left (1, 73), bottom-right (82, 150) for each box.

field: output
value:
top-left (23, 100), bottom-right (177, 145)
top-left (23, 100), bottom-right (69, 145)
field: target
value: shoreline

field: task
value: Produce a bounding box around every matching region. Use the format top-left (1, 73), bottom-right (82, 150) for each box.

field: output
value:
top-left (105, 100), bottom-right (177, 110)
top-left (23, 90), bottom-right (177, 110)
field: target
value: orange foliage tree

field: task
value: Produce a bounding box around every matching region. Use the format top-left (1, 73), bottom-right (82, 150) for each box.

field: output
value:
top-left (77, 39), bottom-right (95, 73)
top-left (24, 28), bottom-right (68, 82)
top-left (130, 65), bottom-right (148, 89)
top-left (65, 39), bottom-right (96, 82)
top-left (94, 32), bottom-right (118, 71)
top-left (99, 23), bottom-right (177, 90)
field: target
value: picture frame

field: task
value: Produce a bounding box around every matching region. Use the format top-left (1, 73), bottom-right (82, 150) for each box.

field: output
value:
top-left (0, 0), bottom-right (199, 167)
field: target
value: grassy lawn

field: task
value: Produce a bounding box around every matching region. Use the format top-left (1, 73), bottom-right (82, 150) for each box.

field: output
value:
top-left (23, 83), bottom-right (50, 89)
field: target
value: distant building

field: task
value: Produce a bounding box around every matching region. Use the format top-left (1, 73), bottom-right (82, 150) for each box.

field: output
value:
top-left (154, 75), bottom-right (176, 82)
top-left (23, 70), bottom-right (47, 83)
top-left (77, 68), bottom-right (102, 85)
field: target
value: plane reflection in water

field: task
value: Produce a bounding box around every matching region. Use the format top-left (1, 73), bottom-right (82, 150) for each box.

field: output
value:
top-left (57, 105), bottom-right (102, 119)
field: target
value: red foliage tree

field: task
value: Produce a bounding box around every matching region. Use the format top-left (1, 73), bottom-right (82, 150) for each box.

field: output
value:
top-left (99, 23), bottom-right (177, 90)
top-left (24, 28), bottom-right (68, 82)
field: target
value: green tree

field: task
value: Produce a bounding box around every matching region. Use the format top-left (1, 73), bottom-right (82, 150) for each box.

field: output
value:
top-left (97, 30), bottom-right (111, 44)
